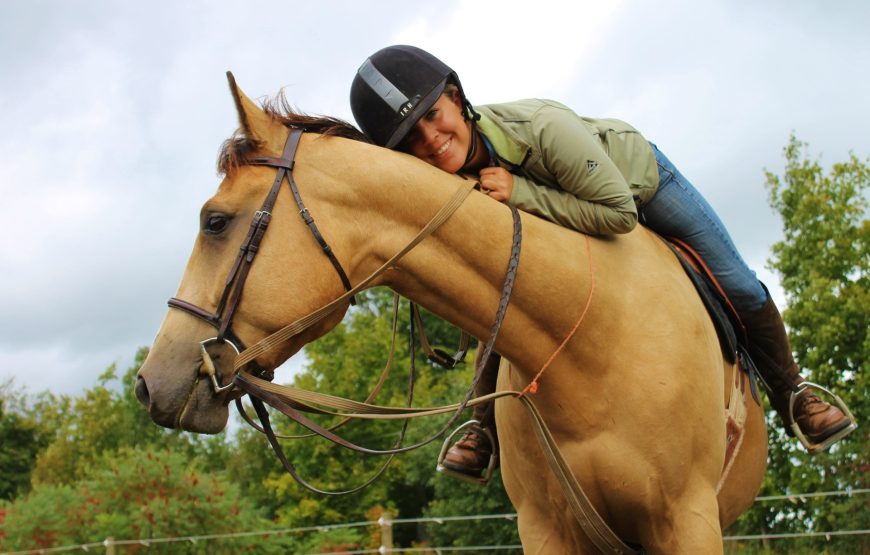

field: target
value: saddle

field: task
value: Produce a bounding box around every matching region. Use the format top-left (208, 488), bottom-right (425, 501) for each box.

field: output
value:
top-left (663, 236), bottom-right (760, 402)
top-left (662, 236), bottom-right (761, 485)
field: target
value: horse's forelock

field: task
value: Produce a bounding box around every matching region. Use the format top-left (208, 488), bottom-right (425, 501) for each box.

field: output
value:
top-left (217, 133), bottom-right (262, 176)
top-left (216, 90), bottom-right (371, 176)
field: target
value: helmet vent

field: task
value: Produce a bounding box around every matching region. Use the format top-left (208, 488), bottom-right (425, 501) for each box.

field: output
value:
top-left (358, 59), bottom-right (419, 116)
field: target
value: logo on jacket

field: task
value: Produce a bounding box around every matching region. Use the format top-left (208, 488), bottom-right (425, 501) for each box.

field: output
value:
top-left (587, 160), bottom-right (599, 174)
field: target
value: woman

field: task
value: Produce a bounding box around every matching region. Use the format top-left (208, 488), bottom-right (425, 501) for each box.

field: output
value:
top-left (349, 45), bottom-right (854, 481)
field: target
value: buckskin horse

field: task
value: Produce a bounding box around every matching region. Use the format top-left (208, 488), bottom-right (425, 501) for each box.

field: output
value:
top-left (136, 74), bottom-right (767, 553)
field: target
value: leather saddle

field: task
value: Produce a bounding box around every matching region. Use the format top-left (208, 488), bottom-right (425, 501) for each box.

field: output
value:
top-left (662, 236), bottom-right (761, 404)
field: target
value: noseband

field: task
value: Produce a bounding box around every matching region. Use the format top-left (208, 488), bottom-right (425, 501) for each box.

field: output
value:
top-left (167, 128), bottom-right (355, 387)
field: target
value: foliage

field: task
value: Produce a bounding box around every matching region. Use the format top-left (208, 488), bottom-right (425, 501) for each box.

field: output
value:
top-left (0, 381), bottom-right (52, 500)
top-left (0, 447), bottom-right (288, 554)
top-left (29, 349), bottom-right (175, 485)
top-left (28, 348), bottom-right (233, 487)
top-left (231, 289), bottom-right (517, 550)
top-left (726, 135), bottom-right (869, 553)
top-left (423, 473), bottom-right (520, 551)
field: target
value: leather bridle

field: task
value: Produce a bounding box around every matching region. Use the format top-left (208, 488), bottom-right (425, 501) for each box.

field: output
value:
top-left (161, 124), bottom-right (642, 553)
top-left (167, 128), bottom-right (355, 388)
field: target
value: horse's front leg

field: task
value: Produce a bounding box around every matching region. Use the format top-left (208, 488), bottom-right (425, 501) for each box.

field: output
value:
top-left (497, 391), bottom-right (604, 553)
top-left (635, 477), bottom-right (724, 555)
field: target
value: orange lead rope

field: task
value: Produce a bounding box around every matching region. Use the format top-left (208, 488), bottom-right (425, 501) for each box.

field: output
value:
top-left (519, 234), bottom-right (595, 396)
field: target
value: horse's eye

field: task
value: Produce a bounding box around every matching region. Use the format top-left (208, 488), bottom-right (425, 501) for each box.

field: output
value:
top-left (204, 214), bottom-right (229, 235)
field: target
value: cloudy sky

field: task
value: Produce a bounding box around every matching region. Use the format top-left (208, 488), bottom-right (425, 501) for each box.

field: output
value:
top-left (1, 0), bottom-right (868, 397)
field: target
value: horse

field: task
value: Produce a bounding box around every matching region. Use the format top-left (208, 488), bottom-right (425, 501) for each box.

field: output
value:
top-left (136, 74), bottom-right (768, 553)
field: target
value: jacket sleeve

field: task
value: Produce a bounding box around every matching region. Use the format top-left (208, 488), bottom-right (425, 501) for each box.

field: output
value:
top-left (508, 105), bottom-right (638, 235)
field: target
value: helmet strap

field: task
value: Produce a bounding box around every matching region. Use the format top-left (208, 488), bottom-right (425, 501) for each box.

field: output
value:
top-left (462, 100), bottom-right (482, 168)
top-left (464, 120), bottom-right (479, 168)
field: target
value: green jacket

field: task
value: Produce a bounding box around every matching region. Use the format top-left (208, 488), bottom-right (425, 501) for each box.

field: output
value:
top-left (475, 99), bottom-right (660, 235)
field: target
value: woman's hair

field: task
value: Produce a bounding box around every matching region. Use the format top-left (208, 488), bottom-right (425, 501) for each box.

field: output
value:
top-left (442, 82), bottom-right (461, 101)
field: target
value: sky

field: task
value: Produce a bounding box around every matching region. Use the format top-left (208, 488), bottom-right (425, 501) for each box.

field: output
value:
top-left (1, 0), bottom-right (868, 397)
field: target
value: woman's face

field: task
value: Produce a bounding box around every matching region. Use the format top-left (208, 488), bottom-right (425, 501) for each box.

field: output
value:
top-left (403, 93), bottom-right (470, 173)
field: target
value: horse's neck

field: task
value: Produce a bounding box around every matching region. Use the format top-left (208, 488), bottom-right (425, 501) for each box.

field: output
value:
top-left (306, 138), bottom-right (603, 373)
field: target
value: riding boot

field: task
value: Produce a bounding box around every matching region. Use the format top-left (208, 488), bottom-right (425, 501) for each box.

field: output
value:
top-left (742, 291), bottom-right (853, 448)
top-left (440, 351), bottom-right (501, 478)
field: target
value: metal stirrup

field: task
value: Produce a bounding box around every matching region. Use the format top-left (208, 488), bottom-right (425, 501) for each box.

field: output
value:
top-left (435, 420), bottom-right (498, 486)
top-left (788, 381), bottom-right (858, 453)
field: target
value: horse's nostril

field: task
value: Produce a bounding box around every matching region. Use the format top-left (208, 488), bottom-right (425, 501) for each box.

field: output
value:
top-left (135, 376), bottom-right (151, 407)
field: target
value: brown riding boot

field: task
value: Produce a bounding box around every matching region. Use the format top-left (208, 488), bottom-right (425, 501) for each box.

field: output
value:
top-left (742, 293), bottom-right (854, 450)
top-left (441, 420), bottom-right (495, 475)
top-left (440, 352), bottom-right (500, 480)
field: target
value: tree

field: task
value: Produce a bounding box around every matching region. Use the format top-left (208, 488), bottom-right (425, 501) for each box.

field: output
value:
top-left (30, 349), bottom-right (189, 486)
top-left (230, 289), bottom-right (517, 550)
top-left (0, 447), bottom-right (288, 554)
top-left (729, 135), bottom-right (868, 553)
top-left (0, 382), bottom-right (52, 500)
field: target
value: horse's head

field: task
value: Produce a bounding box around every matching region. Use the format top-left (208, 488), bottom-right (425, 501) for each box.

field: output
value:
top-left (136, 74), bottom-right (362, 433)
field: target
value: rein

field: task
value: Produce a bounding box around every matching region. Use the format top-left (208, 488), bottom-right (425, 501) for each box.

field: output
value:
top-left (233, 202), bottom-right (522, 493)
top-left (169, 126), bottom-right (638, 554)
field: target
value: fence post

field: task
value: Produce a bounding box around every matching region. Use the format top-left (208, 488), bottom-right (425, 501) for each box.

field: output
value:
top-left (104, 537), bottom-right (115, 555)
top-left (378, 511), bottom-right (393, 553)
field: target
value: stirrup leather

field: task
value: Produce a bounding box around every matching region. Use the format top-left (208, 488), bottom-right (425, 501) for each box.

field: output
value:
top-left (436, 420), bottom-right (498, 485)
top-left (789, 382), bottom-right (858, 454)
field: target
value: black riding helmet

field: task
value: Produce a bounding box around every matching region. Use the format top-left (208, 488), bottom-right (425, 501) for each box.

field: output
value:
top-left (350, 45), bottom-right (476, 149)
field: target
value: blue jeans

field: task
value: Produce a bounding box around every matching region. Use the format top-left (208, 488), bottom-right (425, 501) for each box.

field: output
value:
top-left (640, 143), bottom-right (768, 314)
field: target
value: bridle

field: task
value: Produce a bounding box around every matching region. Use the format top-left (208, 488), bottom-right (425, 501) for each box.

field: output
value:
top-left (160, 124), bottom-right (639, 553)
top-left (162, 123), bottom-right (521, 495)
top-left (167, 128), bottom-right (355, 389)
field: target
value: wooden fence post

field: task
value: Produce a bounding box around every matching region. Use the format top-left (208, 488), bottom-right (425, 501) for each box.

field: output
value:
top-left (104, 537), bottom-right (116, 555)
top-left (378, 511), bottom-right (393, 553)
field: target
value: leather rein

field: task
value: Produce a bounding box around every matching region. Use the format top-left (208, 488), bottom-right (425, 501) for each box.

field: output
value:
top-left (165, 126), bottom-right (510, 470)
top-left (166, 127), bottom-right (639, 554)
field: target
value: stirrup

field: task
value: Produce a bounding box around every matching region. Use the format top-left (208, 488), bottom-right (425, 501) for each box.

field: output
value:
top-left (436, 420), bottom-right (498, 486)
top-left (789, 382), bottom-right (858, 454)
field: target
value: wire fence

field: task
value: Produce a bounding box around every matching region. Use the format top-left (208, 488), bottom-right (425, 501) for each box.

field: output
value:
top-left (1, 489), bottom-right (867, 555)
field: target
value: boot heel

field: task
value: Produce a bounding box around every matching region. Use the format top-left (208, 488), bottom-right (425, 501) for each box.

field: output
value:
top-left (789, 382), bottom-right (858, 454)
top-left (436, 420), bottom-right (498, 485)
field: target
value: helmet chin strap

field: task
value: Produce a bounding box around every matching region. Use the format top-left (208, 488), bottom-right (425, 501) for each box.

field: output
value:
top-left (463, 122), bottom-right (479, 168)
top-left (461, 102), bottom-right (482, 170)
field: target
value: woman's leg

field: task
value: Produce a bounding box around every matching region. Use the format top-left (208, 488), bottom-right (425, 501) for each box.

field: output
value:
top-left (639, 144), bottom-right (766, 313)
top-left (640, 144), bottom-right (852, 450)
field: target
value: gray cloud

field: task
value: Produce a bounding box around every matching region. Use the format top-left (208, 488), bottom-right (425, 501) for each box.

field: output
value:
top-left (1, 0), bottom-right (867, 396)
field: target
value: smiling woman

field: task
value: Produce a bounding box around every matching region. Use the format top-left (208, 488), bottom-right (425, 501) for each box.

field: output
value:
top-left (402, 92), bottom-right (473, 173)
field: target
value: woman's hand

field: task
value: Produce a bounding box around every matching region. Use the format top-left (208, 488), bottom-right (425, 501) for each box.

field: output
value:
top-left (478, 167), bottom-right (513, 202)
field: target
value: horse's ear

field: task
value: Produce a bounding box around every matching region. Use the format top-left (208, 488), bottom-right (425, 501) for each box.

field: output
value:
top-left (226, 71), bottom-right (275, 142)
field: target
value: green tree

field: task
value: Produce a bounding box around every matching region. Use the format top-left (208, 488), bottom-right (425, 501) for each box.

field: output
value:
top-left (0, 446), bottom-right (288, 554)
top-left (729, 135), bottom-right (868, 553)
top-left (30, 349), bottom-right (186, 485)
top-left (231, 289), bottom-right (516, 550)
top-left (0, 382), bottom-right (52, 500)
top-left (28, 348), bottom-right (233, 487)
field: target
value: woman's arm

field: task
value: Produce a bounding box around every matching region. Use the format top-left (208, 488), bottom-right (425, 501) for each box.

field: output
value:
top-left (509, 105), bottom-right (638, 235)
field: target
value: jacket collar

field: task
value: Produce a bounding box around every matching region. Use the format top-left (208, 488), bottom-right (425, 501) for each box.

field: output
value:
top-left (476, 109), bottom-right (530, 168)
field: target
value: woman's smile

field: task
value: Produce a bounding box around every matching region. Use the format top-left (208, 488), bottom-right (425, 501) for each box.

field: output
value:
top-left (433, 137), bottom-right (452, 157)
top-left (405, 94), bottom-right (471, 173)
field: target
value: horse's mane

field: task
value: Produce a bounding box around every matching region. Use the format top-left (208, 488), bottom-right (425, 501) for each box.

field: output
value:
top-left (218, 90), bottom-right (371, 175)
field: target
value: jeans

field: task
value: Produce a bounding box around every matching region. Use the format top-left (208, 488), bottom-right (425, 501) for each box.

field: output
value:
top-left (640, 143), bottom-right (768, 314)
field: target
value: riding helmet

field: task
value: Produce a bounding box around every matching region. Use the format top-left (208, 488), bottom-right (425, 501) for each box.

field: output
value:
top-left (350, 45), bottom-right (470, 149)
